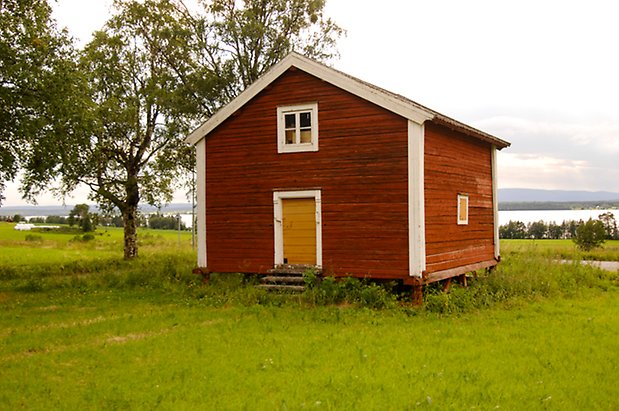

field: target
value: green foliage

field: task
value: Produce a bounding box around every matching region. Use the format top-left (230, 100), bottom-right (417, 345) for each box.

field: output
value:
top-left (24, 234), bottom-right (43, 242)
top-left (71, 233), bottom-right (95, 243)
top-left (500, 217), bottom-right (613, 240)
top-left (302, 267), bottom-right (319, 288)
top-left (68, 203), bottom-right (96, 232)
top-left (98, 214), bottom-right (124, 227)
top-left (499, 220), bottom-right (527, 239)
top-left (598, 212), bottom-right (618, 239)
top-left (303, 276), bottom-right (398, 309)
top-left (573, 218), bottom-right (607, 251)
top-left (148, 215), bottom-right (185, 230)
top-left (203, 0), bottom-right (344, 106)
top-left (45, 215), bottom-right (67, 224)
top-left (0, 0), bottom-right (82, 204)
top-left (547, 221), bottom-right (564, 239)
top-left (527, 220), bottom-right (547, 239)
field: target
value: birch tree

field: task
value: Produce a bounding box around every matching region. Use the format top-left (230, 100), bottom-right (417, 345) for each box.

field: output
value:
top-left (20, 0), bottom-right (342, 259)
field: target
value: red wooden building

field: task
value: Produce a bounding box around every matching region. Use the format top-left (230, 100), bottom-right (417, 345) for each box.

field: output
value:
top-left (185, 52), bottom-right (510, 298)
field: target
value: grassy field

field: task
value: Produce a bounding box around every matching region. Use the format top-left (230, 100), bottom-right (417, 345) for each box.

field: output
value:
top-left (0, 222), bottom-right (193, 264)
top-left (1, 222), bottom-right (618, 409)
top-left (502, 238), bottom-right (619, 261)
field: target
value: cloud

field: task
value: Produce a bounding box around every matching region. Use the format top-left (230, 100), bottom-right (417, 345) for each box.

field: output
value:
top-left (478, 115), bottom-right (619, 156)
top-left (497, 152), bottom-right (619, 191)
top-left (473, 113), bottom-right (619, 191)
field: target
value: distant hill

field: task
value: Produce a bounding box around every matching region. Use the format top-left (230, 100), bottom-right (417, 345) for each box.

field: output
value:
top-left (499, 188), bottom-right (619, 203)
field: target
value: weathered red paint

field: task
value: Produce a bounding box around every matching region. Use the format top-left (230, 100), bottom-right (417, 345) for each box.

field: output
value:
top-left (205, 68), bottom-right (409, 279)
top-left (200, 68), bottom-right (499, 282)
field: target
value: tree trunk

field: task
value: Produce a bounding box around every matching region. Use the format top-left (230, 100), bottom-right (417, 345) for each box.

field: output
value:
top-left (122, 204), bottom-right (138, 259)
top-left (121, 169), bottom-right (141, 259)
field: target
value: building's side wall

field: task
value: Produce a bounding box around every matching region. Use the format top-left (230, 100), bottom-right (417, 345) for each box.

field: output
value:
top-left (424, 121), bottom-right (497, 273)
top-left (204, 68), bottom-right (409, 279)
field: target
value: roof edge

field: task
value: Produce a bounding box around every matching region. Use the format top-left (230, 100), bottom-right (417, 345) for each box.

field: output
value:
top-left (432, 115), bottom-right (511, 149)
top-left (185, 53), bottom-right (301, 145)
top-left (185, 52), bottom-right (510, 150)
top-left (185, 52), bottom-right (435, 145)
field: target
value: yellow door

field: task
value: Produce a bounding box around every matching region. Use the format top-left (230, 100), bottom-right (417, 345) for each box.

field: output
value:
top-left (282, 198), bottom-right (316, 265)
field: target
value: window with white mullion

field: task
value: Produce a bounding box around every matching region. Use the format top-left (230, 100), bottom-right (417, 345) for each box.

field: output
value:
top-left (277, 103), bottom-right (318, 153)
top-left (284, 113), bottom-right (297, 144)
top-left (299, 111), bottom-right (312, 144)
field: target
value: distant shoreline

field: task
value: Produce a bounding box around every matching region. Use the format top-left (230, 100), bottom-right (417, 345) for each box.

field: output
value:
top-left (499, 201), bottom-right (619, 211)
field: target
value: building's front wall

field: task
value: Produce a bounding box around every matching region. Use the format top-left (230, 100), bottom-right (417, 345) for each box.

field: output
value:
top-left (204, 68), bottom-right (410, 279)
top-left (423, 122), bottom-right (497, 273)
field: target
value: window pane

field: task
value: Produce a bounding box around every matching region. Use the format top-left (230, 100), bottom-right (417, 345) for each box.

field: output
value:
top-left (285, 113), bottom-right (296, 129)
top-left (300, 112), bottom-right (311, 128)
top-left (300, 129), bottom-right (312, 143)
top-left (285, 130), bottom-right (295, 144)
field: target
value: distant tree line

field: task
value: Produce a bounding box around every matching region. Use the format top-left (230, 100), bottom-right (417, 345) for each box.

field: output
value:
top-left (2, 211), bottom-right (186, 231)
top-left (499, 212), bottom-right (618, 240)
top-left (0, 214), bottom-right (24, 222)
top-left (148, 214), bottom-right (186, 230)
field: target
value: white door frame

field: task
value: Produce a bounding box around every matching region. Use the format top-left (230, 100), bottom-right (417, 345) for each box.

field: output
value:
top-left (273, 190), bottom-right (322, 267)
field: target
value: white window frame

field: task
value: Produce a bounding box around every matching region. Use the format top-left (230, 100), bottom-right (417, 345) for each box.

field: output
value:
top-left (457, 194), bottom-right (469, 225)
top-left (277, 103), bottom-right (319, 153)
top-left (273, 190), bottom-right (322, 267)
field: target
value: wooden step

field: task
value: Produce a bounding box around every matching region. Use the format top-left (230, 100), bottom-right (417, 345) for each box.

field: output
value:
top-left (255, 284), bottom-right (306, 293)
top-left (260, 275), bottom-right (306, 284)
top-left (267, 264), bottom-right (322, 276)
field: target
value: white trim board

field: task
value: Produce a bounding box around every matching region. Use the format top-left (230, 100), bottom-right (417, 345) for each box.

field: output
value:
top-left (491, 145), bottom-right (500, 259)
top-left (196, 139), bottom-right (207, 268)
top-left (273, 190), bottom-right (322, 267)
top-left (408, 121), bottom-right (426, 277)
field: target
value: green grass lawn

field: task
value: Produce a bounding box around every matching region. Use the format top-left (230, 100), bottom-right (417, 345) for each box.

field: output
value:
top-left (502, 238), bottom-right (619, 261)
top-left (0, 221), bottom-right (194, 267)
top-left (1, 289), bottom-right (617, 409)
top-left (0, 227), bottom-right (618, 409)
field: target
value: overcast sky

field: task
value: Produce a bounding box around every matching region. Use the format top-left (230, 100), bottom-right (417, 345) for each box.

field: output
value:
top-left (3, 0), bottom-right (618, 205)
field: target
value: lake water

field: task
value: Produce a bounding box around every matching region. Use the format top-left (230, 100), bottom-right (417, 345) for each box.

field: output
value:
top-left (20, 209), bottom-right (618, 229)
top-left (499, 209), bottom-right (616, 226)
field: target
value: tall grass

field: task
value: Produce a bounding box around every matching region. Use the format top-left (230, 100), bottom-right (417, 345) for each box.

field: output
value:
top-left (424, 248), bottom-right (618, 314)
top-left (3, 249), bottom-right (615, 314)
top-left (502, 238), bottom-right (619, 261)
top-left (1, 221), bottom-right (617, 313)
top-left (1, 252), bottom-right (199, 295)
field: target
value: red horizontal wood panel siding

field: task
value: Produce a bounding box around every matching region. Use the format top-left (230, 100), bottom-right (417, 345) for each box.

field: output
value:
top-left (205, 68), bottom-right (409, 279)
top-left (424, 121), bottom-right (496, 273)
